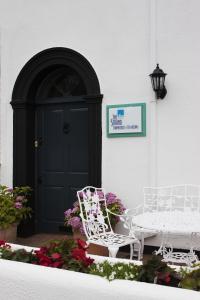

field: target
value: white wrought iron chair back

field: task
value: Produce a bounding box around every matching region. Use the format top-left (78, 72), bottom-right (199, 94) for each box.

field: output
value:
top-left (77, 186), bottom-right (113, 239)
top-left (77, 186), bottom-right (141, 259)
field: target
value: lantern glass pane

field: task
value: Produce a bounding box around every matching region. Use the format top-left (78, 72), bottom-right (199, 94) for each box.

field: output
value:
top-left (151, 77), bottom-right (155, 90)
top-left (160, 76), bottom-right (164, 89)
top-left (153, 77), bottom-right (157, 90)
top-left (157, 77), bottom-right (160, 90)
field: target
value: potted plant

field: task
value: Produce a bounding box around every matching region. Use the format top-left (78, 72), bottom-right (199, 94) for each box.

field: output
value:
top-left (0, 185), bottom-right (32, 241)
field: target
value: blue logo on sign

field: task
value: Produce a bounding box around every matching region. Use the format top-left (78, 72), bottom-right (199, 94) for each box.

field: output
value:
top-left (117, 109), bottom-right (124, 118)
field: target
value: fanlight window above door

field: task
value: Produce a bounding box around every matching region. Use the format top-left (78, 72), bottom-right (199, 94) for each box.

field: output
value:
top-left (36, 66), bottom-right (87, 99)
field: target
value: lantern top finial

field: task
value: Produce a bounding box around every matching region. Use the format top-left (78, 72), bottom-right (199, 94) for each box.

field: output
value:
top-left (150, 64), bottom-right (167, 77)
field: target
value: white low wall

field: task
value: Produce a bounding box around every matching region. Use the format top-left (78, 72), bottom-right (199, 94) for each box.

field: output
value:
top-left (0, 244), bottom-right (199, 300)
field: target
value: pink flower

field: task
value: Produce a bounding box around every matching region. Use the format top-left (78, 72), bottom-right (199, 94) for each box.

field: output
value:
top-left (15, 202), bottom-right (23, 209)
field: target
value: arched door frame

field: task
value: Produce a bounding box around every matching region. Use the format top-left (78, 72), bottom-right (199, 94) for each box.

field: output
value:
top-left (11, 47), bottom-right (103, 236)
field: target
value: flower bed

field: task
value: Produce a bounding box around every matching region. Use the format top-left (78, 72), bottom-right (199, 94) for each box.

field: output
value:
top-left (0, 240), bottom-right (199, 300)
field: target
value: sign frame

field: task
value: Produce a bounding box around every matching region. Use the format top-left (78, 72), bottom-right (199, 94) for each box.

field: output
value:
top-left (106, 103), bottom-right (146, 138)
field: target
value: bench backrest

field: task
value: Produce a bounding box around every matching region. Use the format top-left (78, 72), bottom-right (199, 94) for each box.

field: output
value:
top-left (143, 185), bottom-right (200, 213)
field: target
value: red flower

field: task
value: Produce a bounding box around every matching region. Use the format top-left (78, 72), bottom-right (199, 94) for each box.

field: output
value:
top-left (0, 240), bottom-right (6, 246)
top-left (71, 248), bottom-right (86, 261)
top-left (77, 239), bottom-right (88, 250)
top-left (157, 272), bottom-right (171, 285)
top-left (51, 252), bottom-right (61, 260)
top-left (71, 247), bottom-right (94, 266)
top-left (52, 261), bottom-right (64, 268)
top-left (83, 256), bottom-right (94, 267)
top-left (164, 273), bottom-right (171, 284)
top-left (40, 261), bottom-right (51, 267)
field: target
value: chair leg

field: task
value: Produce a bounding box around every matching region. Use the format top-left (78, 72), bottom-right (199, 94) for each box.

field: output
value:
top-left (130, 244), bottom-right (133, 260)
top-left (108, 246), bottom-right (119, 258)
top-left (137, 241), bottom-right (141, 260)
top-left (140, 234), bottom-right (144, 259)
top-left (130, 241), bottom-right (141, 260)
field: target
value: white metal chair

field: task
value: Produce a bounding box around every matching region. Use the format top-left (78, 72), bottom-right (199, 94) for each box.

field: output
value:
top-left (77, 186), bottom-right (141, 259)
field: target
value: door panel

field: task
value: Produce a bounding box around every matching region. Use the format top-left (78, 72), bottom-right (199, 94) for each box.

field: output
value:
top-left (36, 102), bottom-right (88, 232)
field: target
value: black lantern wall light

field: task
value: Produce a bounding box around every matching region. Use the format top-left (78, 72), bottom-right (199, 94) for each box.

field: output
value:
top-left (149, 64), bottom-right (167, 100)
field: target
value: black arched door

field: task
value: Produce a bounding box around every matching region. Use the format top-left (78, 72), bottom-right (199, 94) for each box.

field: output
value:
top-left (36, 101), bottom-right (89, 232)
top-left (11, 48), bottom-right (102, 236)
top-left (35, 66), bottom-right (90, 232)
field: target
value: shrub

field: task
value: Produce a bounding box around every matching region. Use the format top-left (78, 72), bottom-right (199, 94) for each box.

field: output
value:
top-left (0, 185), bottom-right (32, 229)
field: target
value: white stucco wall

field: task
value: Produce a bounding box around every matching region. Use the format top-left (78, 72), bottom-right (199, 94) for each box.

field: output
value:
top-left (0, 0), bottom-right (200, 231)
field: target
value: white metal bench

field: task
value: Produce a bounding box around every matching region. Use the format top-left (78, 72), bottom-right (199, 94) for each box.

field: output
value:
top-left (125, 185), bottom-right (200, 265)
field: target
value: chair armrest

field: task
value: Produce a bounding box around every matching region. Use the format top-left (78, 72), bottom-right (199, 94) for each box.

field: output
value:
top-left (106, 208), bottom-right (127, 218)
top-left (124, 205), bottom-right (144, 216)
top-left (106, 205), bottom-right (143, 230)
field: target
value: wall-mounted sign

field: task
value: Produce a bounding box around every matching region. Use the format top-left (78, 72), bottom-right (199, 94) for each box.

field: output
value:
top-left (106, 103), bottom-right (146, 137)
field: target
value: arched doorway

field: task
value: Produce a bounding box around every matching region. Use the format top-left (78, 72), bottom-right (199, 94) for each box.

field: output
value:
top-left (11, 47), bottom-right (102, 236)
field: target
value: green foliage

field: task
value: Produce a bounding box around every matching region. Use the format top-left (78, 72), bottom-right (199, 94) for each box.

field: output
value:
top-left (0, 239), bottom-right (94, 272)
top-left (1, 247), bottom-right (36, 264)
top-left (137, 255), bottom-right (180, 287)
top-left (180, 268), bottom-right (200, 291)
top-left (137, 255), bottom-right (169, 283)
top-left (89, 260), bottom-right (141, 281)
top-left (0, 185), bottom-right (32, 229)
top-left (0, 238), bottom-right (200, 292)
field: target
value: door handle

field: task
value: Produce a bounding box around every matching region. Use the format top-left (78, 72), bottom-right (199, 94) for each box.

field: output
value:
top-left (63, 122), bottom-right (70, 134)
top-left (34, 137), bottom-right (43, 148)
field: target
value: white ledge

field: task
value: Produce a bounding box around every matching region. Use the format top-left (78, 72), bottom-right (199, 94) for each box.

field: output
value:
top-left (0, 243), bottom-right (199, 300)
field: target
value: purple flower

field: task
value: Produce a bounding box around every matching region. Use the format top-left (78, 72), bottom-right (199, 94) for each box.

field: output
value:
top-left (79, 223), bottom-right (85, 235)
top-left (97, 191), bottom-right (104, 199)
top-left (64, 209), bottom-right (72, 218)
top-left (106, 198), bottom-right (117, 205)
top-left (106, 192), bottom-right (117, 201)
top-left (68, 216), bottom-right (81, 229)
top-left (15, 202), bottom-right (23, 209)
top-left (72, 207), bottom-right (79, 213)
top-left (119, 203), bottom-right (126, 212)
